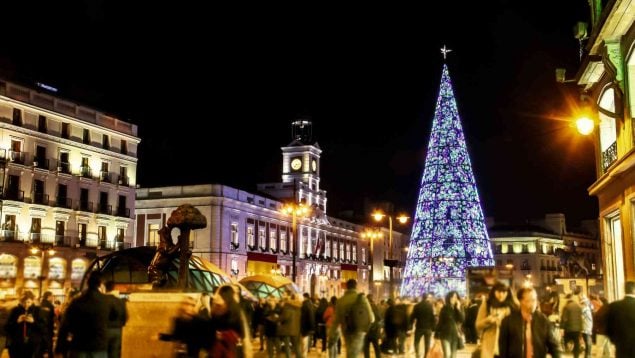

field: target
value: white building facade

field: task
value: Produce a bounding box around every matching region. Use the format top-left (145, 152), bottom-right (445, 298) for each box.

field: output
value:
top-left (0, 79), bottom-right (139, 298)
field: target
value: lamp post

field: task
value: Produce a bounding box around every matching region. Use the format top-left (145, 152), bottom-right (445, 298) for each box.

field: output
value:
top-left (505, 263), bottom-right (515, 290)
top-left (30, 245), bottom-right (55, 300)
top-left (372, 210), bottom-right (409, 299)
top-left (361, 228), bottom-right (382, 296)
top-left (282, 202), bottom-right (310, 283)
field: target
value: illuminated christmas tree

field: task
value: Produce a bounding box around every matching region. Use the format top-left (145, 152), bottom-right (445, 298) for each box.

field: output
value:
top-left (400, 63), bottom-right (494, 298)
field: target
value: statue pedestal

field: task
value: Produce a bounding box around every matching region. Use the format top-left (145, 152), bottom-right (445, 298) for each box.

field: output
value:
top-left (122, 291), bottom-right (201, 357)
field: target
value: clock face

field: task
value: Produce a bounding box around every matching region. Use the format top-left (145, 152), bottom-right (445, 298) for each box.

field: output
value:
top-left (311, 159), bottom-right (317, 172)
top-left (291, 158), bottom-right (302, 171)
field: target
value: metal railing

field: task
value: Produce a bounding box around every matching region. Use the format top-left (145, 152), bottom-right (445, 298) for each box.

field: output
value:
top-left (9, 151), bottom-right (25, 165)
top-left (32, 192), bottom-right (49, 205)
top-left (100, 171), bottom-right (111, 183)
top-left (602, 141), bottom-right (618, 172)
top-left (116, 207), bottom-right (130, 218)
top-left (78, 201), bottom-right (93, 212)
top-left (97, 204), bottom-right (112, 215)
top-left (55, 197), bottom-right (72, 209)
top-left (33, 158), bottom-right (49, 170)
top-left (57, 161), bottom-right (71, 174)
top-left (80, 166), bottom-right (92, 178)
top-left (4, 190), bottom-right (24, 201)
top-left (118, 176), bottom-right (129, 186)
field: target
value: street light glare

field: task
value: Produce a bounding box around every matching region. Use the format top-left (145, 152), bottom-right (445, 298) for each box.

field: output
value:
top-left (372, 212), bottom-right (385, 222)
top-left (576, 117), bottom-right (595, 135)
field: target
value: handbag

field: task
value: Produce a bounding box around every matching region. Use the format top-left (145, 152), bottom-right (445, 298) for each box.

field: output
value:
top-left (471, 345), bottom-right (482, 358)
top-left (457, 329), bottom-right (466, 350)
top-left (426, 339), bottom-right (443, 358)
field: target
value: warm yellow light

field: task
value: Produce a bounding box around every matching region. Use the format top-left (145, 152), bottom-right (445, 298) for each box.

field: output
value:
top-left (576, 117), bottom-right (595, 135)
top-left (372, 211), bottom-right (385, 222)
top-left (396, 215), bottom-right (409, 224)
top-left (30, 248), bottom-right (39, 255)
top-left (48, 249), bottom-right (56, 256)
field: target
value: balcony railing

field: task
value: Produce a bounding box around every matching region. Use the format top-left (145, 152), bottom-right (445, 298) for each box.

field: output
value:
top-left (80, 166), bottom-right (92, 178)
top-left (57, 161), bottom-right (71, 174)
top-left (99, 171), bottom-right (112, 183)
top-left (602, 141), bottom-right (618, 172)
top-left (55, 197), bottom-right (72, 209)
top-left (97, 204), bottom-right (112, 215)
top-left (116, 207), bottom-right (130, 218)
top-left (32, 192), bottom-right (49, 205)
top-left (4, 190), bottom-right (24, 202)
top-left (0, 230), bottom-right (17, 241)
top-left (78, 201), bottom-right (93, 212)
top-left (33, 158), bottom-right (49, 170)
top-left (118, 176), bottom-right (130, 186)
top-left (8, 151), bottom-right (25, 165)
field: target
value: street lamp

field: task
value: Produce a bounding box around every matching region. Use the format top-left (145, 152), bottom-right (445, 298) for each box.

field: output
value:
top-left (371, 210), bottom-right (409, 299)
top-left (30, 245), bottom-right (55, 300)
top-left (282, 202), bottom-right (310, 283)
top-left (361, 228), bottom-right (383, 295)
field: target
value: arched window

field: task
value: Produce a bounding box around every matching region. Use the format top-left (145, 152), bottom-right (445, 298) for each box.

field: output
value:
top-left (0, 254), bottom-right (17, 278)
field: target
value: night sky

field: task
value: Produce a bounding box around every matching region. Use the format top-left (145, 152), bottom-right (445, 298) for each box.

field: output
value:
top-left (0, 1), bottom-right (597, 227)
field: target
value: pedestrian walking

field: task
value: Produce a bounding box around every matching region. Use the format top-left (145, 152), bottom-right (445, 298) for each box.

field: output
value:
top-left (498, 287), bottom-right (561, 358)
top-left (606, 281), bottom-right (635, 358)
top-left (475, 281), bottom-right (517, 358)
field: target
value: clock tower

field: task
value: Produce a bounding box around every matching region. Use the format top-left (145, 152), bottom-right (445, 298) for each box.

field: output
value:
top-left (257, 119), bottom-right (327, 214)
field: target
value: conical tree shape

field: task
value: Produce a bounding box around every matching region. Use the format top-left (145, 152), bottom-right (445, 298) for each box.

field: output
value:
top-left (400, 64), bottom-right (494, 298)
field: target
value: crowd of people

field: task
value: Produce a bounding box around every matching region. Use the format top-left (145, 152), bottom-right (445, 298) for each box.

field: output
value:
top-left (0, 271), bottom-right (128, 358)
top-left (2, 275), bottom-right (635, 357)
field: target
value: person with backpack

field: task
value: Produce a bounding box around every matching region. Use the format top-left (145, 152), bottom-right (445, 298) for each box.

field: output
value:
top-left (329, 279), bottom-right (374, 358)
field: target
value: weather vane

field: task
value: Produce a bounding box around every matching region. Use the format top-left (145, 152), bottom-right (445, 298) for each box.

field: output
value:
top-left (441, 45), bottom-right (452, 60)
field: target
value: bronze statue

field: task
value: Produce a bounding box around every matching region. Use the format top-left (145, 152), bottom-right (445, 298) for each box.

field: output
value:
top-left (148, 226), bottom-right (180, 287)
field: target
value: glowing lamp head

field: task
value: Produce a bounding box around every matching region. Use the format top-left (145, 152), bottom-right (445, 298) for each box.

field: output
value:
top-left (576, 117), bottom-right (595, 135)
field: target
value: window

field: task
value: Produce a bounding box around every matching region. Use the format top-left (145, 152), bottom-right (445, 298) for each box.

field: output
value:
top-left (30, 218), bottom-right (41, 234)
top-left (34, 145), bottom-right (46, 168)
top-left (98, 226), bottom-right (107, 245)
top-left (231, 258), bottom-right (238, 272)
top-left (148, 224), bottom-right (160, 246)
top-left (55, 221), bottom-right (65, 242)
top-left (37, 115), bottom-right (47, 133)
top-left (81, 157), bottom-right (91, 178)
top-left (258, 228), bottom-right (266, 248)
top-left (361, 248), bottom-right (366, 264)
top-left (61, 123), bottom-right (70, 139)
top-left (230, 223), bottom-right (238, 248)
top-left (102, 134), bottom-right (110, 150)
top-left (58, 152), bottom-right (70, 173)
top-left (121, 140), bottom-right (128, 155)
top-left (340, 242), bottom-right (344, 260)
top-left (119, 166), bottom-right (128, 185)
top-left (78, 223), bottom-right (87, 244)
top-left (280, 231), bottom-right (287, 252)
top-left (33, 179), bottom-right (45, 204)
top-left (270, 229), bottom-right (278, 249)
top-left (82, 129), bottom-right (90, 144)
top-left (325, 238), bottom-right (330, 257)
top-left (352, 245), bottom-right (357, 262)
top-left (12, 108), bottom-right (22, 126)
top-left (247, 225), bottom-right (255, 247)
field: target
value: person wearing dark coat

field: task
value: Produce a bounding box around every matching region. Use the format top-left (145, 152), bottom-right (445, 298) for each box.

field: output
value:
top-left (103, 281), bottom-right (128, 358)
top-left (55, 271), bottom-right (115, 357)
top-left (463, 293), bottom-right (482, 344)
top-left (300, 293), bottom-right (316, 355)
top-left (498, 287), bottom-right (560, 358)
top-left (435, 291), bottom-right (465, 358)
top-left (410, 294), bottom-right (435, 358)
top-left (39, 291), bottom-right (56, 358)
top-left (363, 294), bottom-right (382, 358)
top-left (5, 292), bottom-right (44, 358)
top-left (606, 281), bottom-right (635, 358)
